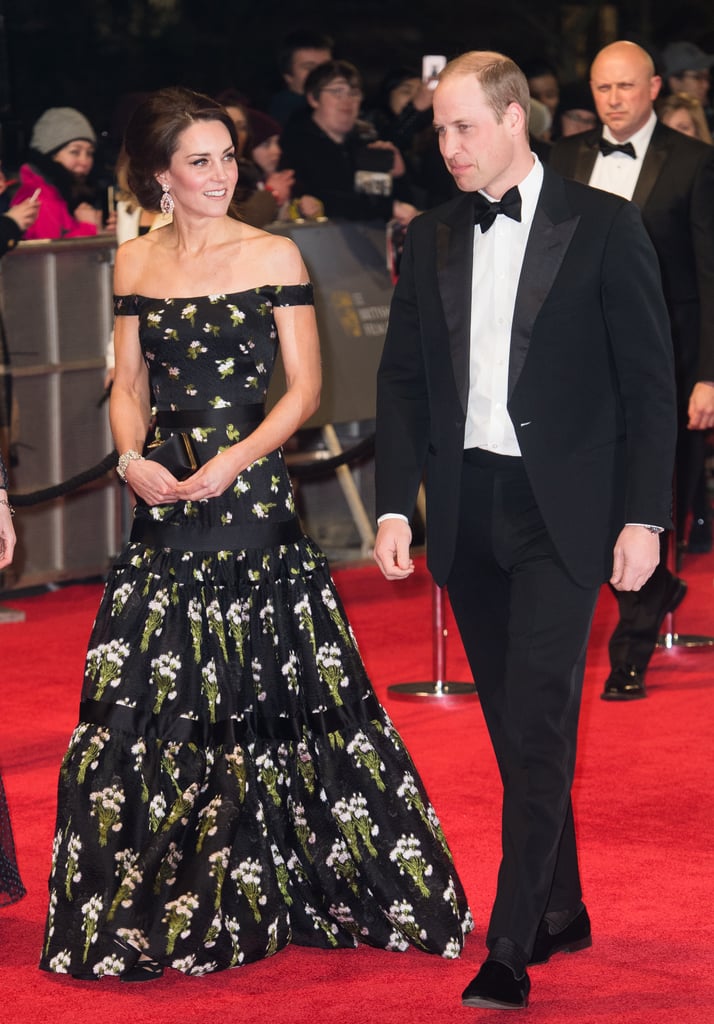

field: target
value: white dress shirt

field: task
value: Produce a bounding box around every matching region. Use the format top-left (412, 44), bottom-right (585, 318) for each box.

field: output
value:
top-left (377, 152), bottom-right (663, 532)
top-left (588, 111), bottom-right (657, 200)
top-left (465, 157), bottom-right (544, 455)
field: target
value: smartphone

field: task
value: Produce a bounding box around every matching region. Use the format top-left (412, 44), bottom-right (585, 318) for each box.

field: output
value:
top-left (422, 55), bottom-right (447, 89)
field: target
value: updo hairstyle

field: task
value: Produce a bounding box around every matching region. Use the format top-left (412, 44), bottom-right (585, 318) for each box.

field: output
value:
top-left (124, 86), bottom-right (238, 212)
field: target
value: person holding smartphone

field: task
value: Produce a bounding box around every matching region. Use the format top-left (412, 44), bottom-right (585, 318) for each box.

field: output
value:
top-left (10, 107), bottom-right (115, 240)
top-left (280, 59), bottom-right (419, 225)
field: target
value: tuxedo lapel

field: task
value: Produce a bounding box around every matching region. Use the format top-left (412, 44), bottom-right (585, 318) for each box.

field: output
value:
top-left (632, 122), bottom-right (670, 209)
top-left (573, 133), bottom-right (599, 185)
top-left (509, 170), bottom-right (580, 398)
top-left (436, 194), bottom-right (474, 415)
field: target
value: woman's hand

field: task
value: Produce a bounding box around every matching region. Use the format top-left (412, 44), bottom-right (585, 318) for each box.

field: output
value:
top-left (124, 458), bottom-right (181, 507)
top-left (265, 170), bottom-right (295, 206)
top-left (74, 202), bottom-right (102, 227)
top-left (174, 449), bottom-right (242, 502)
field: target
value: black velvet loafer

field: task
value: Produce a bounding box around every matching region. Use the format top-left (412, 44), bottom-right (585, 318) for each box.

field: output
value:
top-left (529, 905), bottom-right (592, 965)
top-left (461, 960), bottom-right (530, 1010)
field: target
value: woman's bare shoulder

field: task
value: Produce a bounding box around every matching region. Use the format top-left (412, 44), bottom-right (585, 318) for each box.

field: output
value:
top-left (244, 231), bottom-right (308, 285)
top-left (114, 229), bottom-right (169, 293)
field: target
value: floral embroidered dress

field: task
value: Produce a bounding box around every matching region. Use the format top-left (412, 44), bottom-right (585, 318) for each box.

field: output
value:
top-left (40, 284), bottom-right (472, 979)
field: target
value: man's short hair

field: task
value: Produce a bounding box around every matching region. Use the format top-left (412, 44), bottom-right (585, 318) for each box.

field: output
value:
top-left (440, 51), bottom-right (531, 124)
top-left (278, 30), bottom-right (334, 75)
top-left (304, 59), bottom-right (362, 99)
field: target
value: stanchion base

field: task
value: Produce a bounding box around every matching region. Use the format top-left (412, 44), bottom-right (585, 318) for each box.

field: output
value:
top-left (657, 632), bottom-right (714, 650)
top-left (0, 605), bottom-right (26, 624)
top-left (387, 681), bottom-right (477, 702)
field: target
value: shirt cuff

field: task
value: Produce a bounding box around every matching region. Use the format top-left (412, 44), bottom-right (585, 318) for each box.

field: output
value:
top-left (626, 522), bottom-right (664, 533)
top-left (377, 513), bottom-right (410, 525)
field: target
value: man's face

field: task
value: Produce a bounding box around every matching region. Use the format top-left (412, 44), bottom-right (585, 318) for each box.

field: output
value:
top-left (668, 69), bottom-right (710, 106)
top-left (308, 77), bottom-right (362, 142)
top-left (284, 48), bottom-right (332, 94)
top-left (433, 74), bottom-right (518, 197)
top-left (590, 48), bottom-right (661, 141)
top-left (528, 73), bottom-right (559, 115)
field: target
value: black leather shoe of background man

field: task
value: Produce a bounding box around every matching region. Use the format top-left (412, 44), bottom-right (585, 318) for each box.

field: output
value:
top-left (461, 960), bottom-right (530, 1010)
top-left (603, 577), bottom-right (687, 700)
top-left (529, 905), bottom-right (592, 965)
top-left (601, 664), bottom-right (647, 701)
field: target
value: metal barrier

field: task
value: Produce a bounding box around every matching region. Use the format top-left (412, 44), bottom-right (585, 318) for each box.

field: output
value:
top-left (0, 222), bottom-right (394, 588)
top-left (1, 236), bottom-right (118, 588)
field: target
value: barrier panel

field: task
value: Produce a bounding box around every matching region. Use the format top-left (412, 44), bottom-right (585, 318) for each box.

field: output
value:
top-left (0, 221), bottom-right (393, 588)
top-left (1, 237), bottom-right (118, 588)
top-left (268, 220), bottom-right (392, 426)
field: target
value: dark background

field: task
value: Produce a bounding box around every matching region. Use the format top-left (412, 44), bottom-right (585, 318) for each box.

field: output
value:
top-left (1, 0), bottom-right (713, 165)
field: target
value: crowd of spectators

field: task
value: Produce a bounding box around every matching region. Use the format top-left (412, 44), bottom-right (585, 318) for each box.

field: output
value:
top-left (1, 28), bottom-right (712, 244)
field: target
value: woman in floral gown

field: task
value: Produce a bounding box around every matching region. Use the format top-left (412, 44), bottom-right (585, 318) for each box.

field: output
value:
top-left (40, 88), bottom-right (472, 981)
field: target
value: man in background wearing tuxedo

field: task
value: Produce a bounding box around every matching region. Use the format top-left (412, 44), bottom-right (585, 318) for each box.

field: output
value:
top-left (550, 40), bottom-right (714, 701)
top-left (374, 51), bottom-right (676, 1010)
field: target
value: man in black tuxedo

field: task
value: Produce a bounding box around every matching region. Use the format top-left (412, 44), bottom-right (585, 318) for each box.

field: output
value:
top-left (550, 40), bottom-right (714, 701)
top-left (374, 51), bottom-right (676, 1010)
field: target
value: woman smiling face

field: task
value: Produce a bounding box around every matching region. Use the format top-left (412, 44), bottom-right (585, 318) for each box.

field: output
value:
top-left (159, 119), bottom-right (238, 216)
top-left (53, 139), bottom-right (95, 178)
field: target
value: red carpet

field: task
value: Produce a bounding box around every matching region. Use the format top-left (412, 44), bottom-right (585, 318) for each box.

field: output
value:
top-left (1, 551), bottom-right (713, 1023)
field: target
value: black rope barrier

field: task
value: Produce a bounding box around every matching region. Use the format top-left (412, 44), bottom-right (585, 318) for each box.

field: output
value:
top-left (7, 435), bottom-right (375, 507)
top-left (9, 451), bottom-right (119, 507)
top-left (288, 434), bottom-right (375, 480)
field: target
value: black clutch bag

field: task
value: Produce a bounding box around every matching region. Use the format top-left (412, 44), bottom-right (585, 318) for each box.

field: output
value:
top-left (143, 431), bottom-right (198, 480)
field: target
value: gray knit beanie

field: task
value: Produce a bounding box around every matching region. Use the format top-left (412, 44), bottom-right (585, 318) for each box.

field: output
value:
top-left (30, 107), bottom-right (96, 155)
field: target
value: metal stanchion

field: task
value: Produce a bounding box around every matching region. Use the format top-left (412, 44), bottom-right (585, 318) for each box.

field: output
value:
top-left (0, 606), bottom-right (25, 624)
top-left (388, 581), bottom-right (476, 701)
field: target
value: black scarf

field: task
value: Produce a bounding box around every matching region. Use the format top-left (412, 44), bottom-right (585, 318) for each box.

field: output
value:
top-left (26, 149), bottom-right (98, 214)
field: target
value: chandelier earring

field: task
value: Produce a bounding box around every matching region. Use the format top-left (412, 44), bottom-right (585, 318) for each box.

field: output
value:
top-left (160, 182), bottom-right (174, 216)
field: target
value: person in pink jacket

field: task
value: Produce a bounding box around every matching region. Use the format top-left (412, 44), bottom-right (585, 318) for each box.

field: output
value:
top-left (10, 107), bottom-right (110, 241)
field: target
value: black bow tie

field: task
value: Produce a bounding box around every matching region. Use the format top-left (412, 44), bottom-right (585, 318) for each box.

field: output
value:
top-left (473, 186), bottom-right (522, 232)
top-left (598, 138), bottom-right (636, 159)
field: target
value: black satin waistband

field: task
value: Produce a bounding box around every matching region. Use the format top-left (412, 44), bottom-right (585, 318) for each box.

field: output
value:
top-left (155, 406), bottom-right (264, 428)
top-left (463, 447), bottom-right (525, 470)
top-left (130, 516), bottom-right (303, 551)
top-left (78, 692), bottom-right (383, 745)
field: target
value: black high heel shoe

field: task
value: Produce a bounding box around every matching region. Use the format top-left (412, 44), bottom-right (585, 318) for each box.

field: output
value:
top-left (121, 959), bottom-right (164, 983)
top-left (113, 937), bottom-right (164, 983)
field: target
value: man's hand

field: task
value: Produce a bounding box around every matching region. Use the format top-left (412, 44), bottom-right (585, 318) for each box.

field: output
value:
top-left (373, 518), bottom-right (415, 580)
top-left (610, 524), bottom-right (661, 591)
top-left (687, 381), bottom-right (714, 430)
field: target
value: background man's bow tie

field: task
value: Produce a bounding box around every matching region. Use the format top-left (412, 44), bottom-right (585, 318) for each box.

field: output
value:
top-left (473, 186), bottom-right (522, 232)
top-left (599, 138), bottom-right (636, 158)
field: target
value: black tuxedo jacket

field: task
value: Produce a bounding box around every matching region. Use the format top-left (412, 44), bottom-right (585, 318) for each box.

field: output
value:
top-left (550, 122), bottom-right (714, 390)
top-left (376, 167), bottom-right (677, 588)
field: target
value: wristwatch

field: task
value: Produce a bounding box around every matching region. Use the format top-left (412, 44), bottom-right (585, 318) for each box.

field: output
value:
top-left (116, 449), bottom-right (143, 481)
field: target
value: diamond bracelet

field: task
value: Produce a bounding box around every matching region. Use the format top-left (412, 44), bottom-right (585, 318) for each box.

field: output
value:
top-left (116, 449), bottom-right (144, 481)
